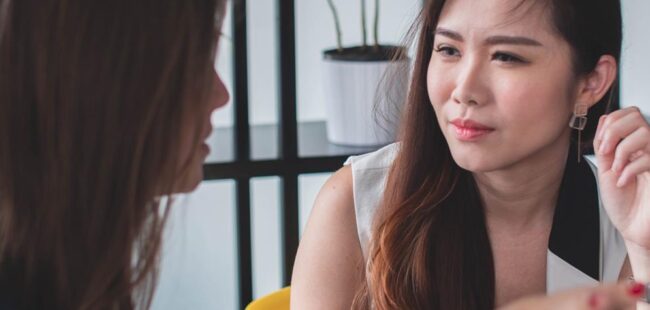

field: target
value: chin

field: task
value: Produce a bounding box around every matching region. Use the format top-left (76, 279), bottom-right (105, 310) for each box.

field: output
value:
top-left (449, 150), bottom-right (501, 173)
top-left (181, 179), bottom-right (202, 193)
top-left (454, 159), bottom-right (486, 172)
top-left (172, 169), bottom-right (203, 194)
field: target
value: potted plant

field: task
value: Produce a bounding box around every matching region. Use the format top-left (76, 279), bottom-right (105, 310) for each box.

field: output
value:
top-left (323, 0), bottom-right (410, 146)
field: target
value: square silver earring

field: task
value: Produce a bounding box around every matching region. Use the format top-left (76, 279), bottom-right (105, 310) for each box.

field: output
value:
top-left (570, 104), bottom-right (589, 162)
top-left (569, 104), bottom-right (588, 130)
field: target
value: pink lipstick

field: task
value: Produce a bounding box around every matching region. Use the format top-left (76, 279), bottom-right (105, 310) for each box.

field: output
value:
top-left (450, 119), bottom-right (495, 141)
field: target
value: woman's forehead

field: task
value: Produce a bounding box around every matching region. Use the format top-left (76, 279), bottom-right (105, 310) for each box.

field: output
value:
top-left (437, 0), bottom-right (554, 40)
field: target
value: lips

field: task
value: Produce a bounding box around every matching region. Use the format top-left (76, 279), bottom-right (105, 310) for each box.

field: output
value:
top-left (450, 119), bottom-right (494, 130)
top-left (201, 142), bottom-right (210, 155)
top-left (450, 118), bottom-right (494, 141)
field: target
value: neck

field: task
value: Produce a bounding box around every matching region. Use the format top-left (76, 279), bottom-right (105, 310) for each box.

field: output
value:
top-left (474, 137), bottom-right (571, 231)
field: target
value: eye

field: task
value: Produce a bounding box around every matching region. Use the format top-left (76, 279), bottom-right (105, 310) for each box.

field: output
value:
top-left (434, 45), bottom-right (461, 58)
top-left (492, 52), bottom-right (526, 63)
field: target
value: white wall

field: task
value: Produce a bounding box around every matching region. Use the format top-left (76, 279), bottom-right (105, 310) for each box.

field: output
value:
top-left (621, 0), bottom-right (650, 115)
top-left (153, 181), bottom-right (238, 310)
top-left (151, 174), bottom-right (331, 310)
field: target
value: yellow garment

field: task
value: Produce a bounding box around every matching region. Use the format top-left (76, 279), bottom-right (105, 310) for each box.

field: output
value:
top-left (245, 287), bottom-right (291, 310)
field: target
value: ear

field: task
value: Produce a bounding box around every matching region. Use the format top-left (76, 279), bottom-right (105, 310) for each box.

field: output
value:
top-left (574, 55), bottom-right (618, 109)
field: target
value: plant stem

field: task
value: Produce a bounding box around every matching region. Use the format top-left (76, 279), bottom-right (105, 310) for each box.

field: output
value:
top-left (361, 0), bottom-right (367, 49)
top-left (326, 0), bottom-right (343, 51)
top-left (373, 0), bottom-right (379, 48)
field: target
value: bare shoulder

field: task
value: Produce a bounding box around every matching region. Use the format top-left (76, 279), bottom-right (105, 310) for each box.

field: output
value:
top-left (290, 166), bottom-right (364, 309)
top-left (315, 165), bottom-right (354, 208)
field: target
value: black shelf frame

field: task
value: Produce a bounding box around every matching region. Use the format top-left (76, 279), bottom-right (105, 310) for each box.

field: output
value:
top-left (202, 1), bottom-right (366, 308)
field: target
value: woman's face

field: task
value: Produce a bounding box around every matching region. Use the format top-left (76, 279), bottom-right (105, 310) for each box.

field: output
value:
top-left (428, 0), bottom-right (578, 172)
top-left (175, 53), bottom-right (229, 193)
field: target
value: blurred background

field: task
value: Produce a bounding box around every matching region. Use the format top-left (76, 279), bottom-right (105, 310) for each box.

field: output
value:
top-left (150, 1), bottom-right (650, 309)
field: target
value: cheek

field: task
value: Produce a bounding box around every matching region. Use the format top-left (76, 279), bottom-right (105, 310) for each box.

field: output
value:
top-left (172, 122), bottom-right (204, 187)
top-left (494, 74), bottom-right (573, 140)
top-left (172, 142), bottom-right (204, 193)
top-left (426, 60), bottom-right (455, 115)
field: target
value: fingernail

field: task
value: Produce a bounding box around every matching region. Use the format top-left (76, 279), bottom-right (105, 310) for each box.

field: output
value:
top-left (589, 292), bottom-right (603, 309)
top-left (628, 282), bottom-right (645, 297)
top-left (616, 176), bottom-right (625, 188)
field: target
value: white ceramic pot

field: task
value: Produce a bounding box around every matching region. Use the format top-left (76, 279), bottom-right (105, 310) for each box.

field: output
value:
top-left (322, 49), bottom-right (410, 147)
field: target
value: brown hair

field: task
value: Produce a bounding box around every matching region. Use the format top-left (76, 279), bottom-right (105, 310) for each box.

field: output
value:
top-left (354, 0), bottom-right (622, 308)
top-left (0, 0), bottom-right (226, 308)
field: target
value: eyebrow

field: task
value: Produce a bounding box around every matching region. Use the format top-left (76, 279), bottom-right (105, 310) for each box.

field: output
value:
top-left (434, 27), bottom-right (543, 47)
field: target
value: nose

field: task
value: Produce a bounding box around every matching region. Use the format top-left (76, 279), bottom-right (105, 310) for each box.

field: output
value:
top-left (451, 58), bottom-right (487, 106)
top-left (212, 70), bottom-right (230, 111)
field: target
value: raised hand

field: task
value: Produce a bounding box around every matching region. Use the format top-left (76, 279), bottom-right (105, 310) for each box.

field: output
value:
top-left (593, 107), bottom-right (650, 250)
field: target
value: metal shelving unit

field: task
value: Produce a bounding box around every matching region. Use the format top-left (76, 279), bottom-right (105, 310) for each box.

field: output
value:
top-left (204, 1), bottom-right (380, 308)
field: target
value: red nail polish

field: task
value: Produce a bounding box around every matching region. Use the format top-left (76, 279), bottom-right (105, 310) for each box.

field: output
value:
top-left (589, 293), bottom-right (602, 309)
top-left (628, 282), bottom-right (645, 297)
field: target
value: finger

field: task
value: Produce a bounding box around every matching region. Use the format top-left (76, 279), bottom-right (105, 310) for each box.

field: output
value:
top-left (596, 107), bottom-right (640, 142)
top-left (617, 153), bottom-right (650, 188)
top-left (498, 295), bottom-right (547, 310)
top-left (612, 126), bottom-right (650, 173)
top-left (591, 282), bottom-right (645, 310)
top-left (598, 107), bottom-right (643, 136)
top-left (630, 150), bottom-right (645, 162)
top-left (596, 112), bottom-right (643, 172)
top-left (594, 114), bottom-right (608, 152)
top-left (599, 111), bottom-right (647, 155)
top-left (595, 114), bottom-right (616, 172)
top-left (499, 283), bottom-right (641, 310)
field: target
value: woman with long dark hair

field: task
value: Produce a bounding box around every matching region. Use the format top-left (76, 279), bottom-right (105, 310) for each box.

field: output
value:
top-left (293, 0), bottom-right (650, 309)
top-left (0, 0), bottom-right (228, 308)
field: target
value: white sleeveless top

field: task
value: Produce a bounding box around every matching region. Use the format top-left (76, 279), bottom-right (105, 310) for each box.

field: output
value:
top-left (344, 143), bottom-right (627, 294)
